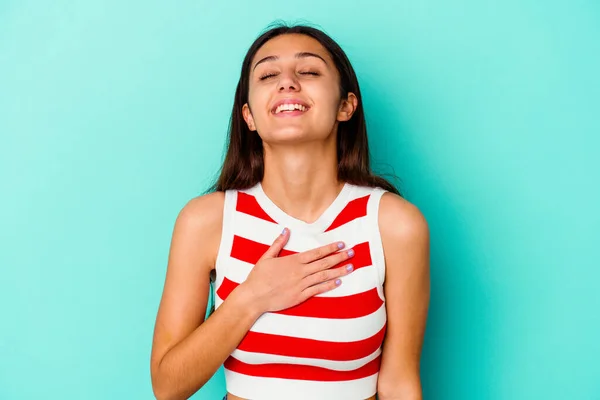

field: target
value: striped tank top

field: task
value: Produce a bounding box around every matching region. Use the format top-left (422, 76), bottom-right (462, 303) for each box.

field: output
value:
top-left (214, 182), bottom-right (387, 400)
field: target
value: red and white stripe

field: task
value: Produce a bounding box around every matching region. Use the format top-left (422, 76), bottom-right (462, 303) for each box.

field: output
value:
top-left (214, 183), bottom-right (387, 400)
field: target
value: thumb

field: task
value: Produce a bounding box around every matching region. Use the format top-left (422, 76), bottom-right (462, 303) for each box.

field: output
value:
top-left (259, 227), bottom-right (290, 260)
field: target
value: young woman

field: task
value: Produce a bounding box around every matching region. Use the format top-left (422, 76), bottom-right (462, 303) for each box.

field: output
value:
top-left (150, 24), bottom-right (430, 400)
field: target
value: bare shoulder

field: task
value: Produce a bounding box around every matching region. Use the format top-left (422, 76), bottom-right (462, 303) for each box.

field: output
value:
top-left (378, 192), bottom-right (429, 244)
top-left (171, 191), bottom-right (226, 268)
top-left (177, 191), bottom-right (225, 230)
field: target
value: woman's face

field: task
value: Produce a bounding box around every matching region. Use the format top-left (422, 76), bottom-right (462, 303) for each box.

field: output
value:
top-left (242, 34), bottom-right (357, 144)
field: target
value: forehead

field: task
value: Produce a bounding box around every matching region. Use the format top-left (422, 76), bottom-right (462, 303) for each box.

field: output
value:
top-left (251, 34), bottom-right (333, 67)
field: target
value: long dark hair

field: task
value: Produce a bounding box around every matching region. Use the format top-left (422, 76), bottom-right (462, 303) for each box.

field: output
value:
top-left (210, 23), bottom-right (401, 196)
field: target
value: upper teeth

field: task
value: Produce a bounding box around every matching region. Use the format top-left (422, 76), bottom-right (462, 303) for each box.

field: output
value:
top-left (275, 103), bottom-right (307, 114)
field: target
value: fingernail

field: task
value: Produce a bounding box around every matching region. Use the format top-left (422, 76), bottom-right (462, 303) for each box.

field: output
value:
top-left (337, 242), bottom-right (345, 249)
top-left (335, 279), bottom-right (342, 285)
top-left (281, 227), bottom-right (287, 235)
top-left (346, 264), bottom-right (354, 272)
top-left (347, 249), bottom-right (354, 257)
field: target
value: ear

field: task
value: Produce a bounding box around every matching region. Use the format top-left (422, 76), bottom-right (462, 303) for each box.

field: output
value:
top-left (337, 92), bottom-right (358, 122)
top-left (242, 103), bottom-right (257, 131)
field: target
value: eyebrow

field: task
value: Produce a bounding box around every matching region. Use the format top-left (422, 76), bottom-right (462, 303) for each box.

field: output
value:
top-left (252, 52), bottom-right (328, 71)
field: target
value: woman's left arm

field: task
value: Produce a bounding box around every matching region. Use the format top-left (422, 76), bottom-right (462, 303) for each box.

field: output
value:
top-left (377, 193), bottom-right (431, 400)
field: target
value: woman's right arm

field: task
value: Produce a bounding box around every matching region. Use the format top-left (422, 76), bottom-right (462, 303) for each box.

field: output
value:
top-left (150, 192), bottom-right (356, 400)
top-left (150, 192), bottom-right (246, 400)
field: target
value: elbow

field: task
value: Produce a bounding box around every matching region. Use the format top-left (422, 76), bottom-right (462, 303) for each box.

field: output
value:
top-left (153, 392), bottom-right (178, 400)
top-left (377, 380), bottom-right (422, 400)
top-left (151, 378), bottom-right (181, 400)
top-left (151, 363), bottom-right (204, 400)
top-left (152, 380), bottom-right (203, 400)
top-left (152, 390), bottom-right (170, 400)
top-left (151, 384), bottom-right (167, 400)
top-left (153, 392), bottom-right (179, 400)
top-left (151, 363), bottom-right (178, 400)
top-left (151, 374), bottom-right (170, 400)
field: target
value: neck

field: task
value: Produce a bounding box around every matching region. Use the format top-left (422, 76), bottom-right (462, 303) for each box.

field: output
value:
top-left (261, 139), bottom-right (343, 224)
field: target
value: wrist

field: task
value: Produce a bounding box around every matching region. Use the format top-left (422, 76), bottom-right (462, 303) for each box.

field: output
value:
top-left (228, 282), bottom-right (265, 320)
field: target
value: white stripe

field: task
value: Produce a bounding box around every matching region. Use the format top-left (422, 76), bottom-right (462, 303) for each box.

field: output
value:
top-left (214, 190), bottom-right (237, 292)
top-left (225, 369), bottom-right (378, 400)
top-left (248, 304), bottom-right (386, 342)
top-left (366, 187), bottom-right (387, 289)
top-left (230, 347), bottom-right (381, 371)
top-left (234, 210), bottom-right (370, 253)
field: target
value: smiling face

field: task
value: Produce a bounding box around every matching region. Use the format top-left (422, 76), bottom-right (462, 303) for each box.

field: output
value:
top-left (242, 34), bottom-right (357, 144)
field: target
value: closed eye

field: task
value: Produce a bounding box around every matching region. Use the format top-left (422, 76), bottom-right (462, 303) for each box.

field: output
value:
top-left (259, 71), bottom-right (319, 80)
top-left (259, 72), bottom-right (278, 80)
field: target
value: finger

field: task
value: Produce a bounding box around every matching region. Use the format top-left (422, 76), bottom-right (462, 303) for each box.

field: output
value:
top-left (302, 264), bottom-right (354, 289)
top-left (259, 227), bottom-right (290, 261)
top-left (305, 247), bottom-right (354, 275)
top-left (301, 276), bottom-right (344, 299)
top-left (297, 241), bottom-right (345, 264)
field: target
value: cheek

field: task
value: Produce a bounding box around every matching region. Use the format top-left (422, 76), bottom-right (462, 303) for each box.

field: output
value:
top-left (247, 85), bottom-right (264, 107)
top-left (310, 81), bottom-right (341, 110)
top-left (248, 92), bottom-right (273, 121)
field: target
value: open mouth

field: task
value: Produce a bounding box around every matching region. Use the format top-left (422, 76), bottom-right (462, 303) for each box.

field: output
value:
top-left (271, 102), bottom-right (311, 116)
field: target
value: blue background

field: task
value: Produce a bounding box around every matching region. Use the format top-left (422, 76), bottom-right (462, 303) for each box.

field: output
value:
top-left (1, 1), bottom-right (599, 399)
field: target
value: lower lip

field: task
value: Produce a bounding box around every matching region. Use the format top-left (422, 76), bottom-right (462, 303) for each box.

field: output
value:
top-left (273, 109), bottom-right (309, 117)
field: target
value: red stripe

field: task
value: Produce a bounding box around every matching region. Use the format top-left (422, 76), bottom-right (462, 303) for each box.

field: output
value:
top-left (230, 236), bottom-right (371, 269)
top-left (216, 277), bottom-right (240, 301)
top-left (236, 192), bottom-right (277, 223)
top-left (237, 324), bottom-right (386, 361)
top-left (217, 277), bottom-right (383, 319)
top-left (324, 195), bottom-right (370, 232)
top-left (278, 286), bottom-right (382, 318)
top-left (230, 235), bottom-right (297, 265)
top-left (224, 354), bottom-right (382, 381)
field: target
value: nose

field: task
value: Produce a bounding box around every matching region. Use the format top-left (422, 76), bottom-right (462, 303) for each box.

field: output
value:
top-left (278, 71), bottom-right (300, 92)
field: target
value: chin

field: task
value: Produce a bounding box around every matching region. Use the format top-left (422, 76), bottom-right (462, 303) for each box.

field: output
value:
top-left (260, 127), bottom-right (324, 144)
